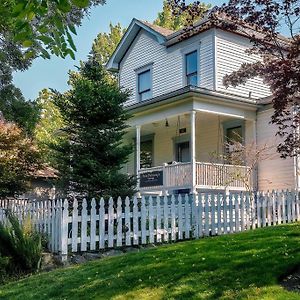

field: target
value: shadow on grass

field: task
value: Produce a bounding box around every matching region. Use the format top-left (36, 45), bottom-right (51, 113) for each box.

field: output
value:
top-left (1, 224), bottom-right (300, 299)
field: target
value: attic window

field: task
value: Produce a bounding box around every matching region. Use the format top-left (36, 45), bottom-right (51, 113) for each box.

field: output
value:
top-left (186, 51), bottom-right (198, 86)
top-left (138, 69), bottom-right (152, 101)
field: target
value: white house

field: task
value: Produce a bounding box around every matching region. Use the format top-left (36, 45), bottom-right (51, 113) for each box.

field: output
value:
top-left (107, 16), bottom-right (297, 195)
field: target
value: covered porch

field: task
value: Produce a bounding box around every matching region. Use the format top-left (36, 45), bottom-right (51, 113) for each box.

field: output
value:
top-left (124, 93), bottom-right (257, 195)
top-left (139, 162), bottom-right (250, 194)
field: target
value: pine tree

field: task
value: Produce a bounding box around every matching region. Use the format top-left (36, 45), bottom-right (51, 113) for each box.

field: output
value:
top-left (53, 58), bottom-right (136, 199)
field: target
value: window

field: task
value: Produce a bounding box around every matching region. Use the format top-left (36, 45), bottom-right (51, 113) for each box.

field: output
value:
top-left (176, 141), bottom-right (190, 163)
top-left (140, 139), bottom-right (153, 169)
top-left (225, 125), bottom-right (243, 164)
top-left (138, 69), bottom-right (151, 101)
top-left (185, 51), bottom-right (198, 86)
top-left (226, 126), bottom-right (243, 145)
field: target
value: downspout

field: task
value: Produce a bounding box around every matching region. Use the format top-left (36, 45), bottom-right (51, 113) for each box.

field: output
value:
top-left (253, 118), bottom-right (258, 191)
top-left (212, 28), bottom-right (218, 91)
top-left (293, 155), bottom-right (298, 191)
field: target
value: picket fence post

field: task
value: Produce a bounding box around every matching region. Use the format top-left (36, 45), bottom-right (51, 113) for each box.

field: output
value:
top-left (163, 195), bottom-right (168, 242)
top-left (149, 196), bottom-right (154, 243)
top-left (178, 194), bottom-right (183, 240)
top-left (99, 198), bottom-right (105, 249)
top-left (141, 196), bottom-right (147, 244)
top-left (124, 196), bottom-right (131, 246)
top-left (171, 195), bottom-right (176, 241)
top-left (60, 199), bottom-right (69, 262)
top-left (81, 199), bottom-right (88, 251)
top-left (90, 198), bottom-right (97, 250)
top-left (192, 193), bottom-right (199, 238)
top-left (117, 197), bottom-right (123, 247)
top-left (156, 196), bottom-right (162, 243)
top-left (71, 199), bottom-right (78, 252)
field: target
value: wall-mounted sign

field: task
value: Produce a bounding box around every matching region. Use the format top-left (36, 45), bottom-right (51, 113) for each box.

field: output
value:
top-left (140, 171), bottom-right (163, 188)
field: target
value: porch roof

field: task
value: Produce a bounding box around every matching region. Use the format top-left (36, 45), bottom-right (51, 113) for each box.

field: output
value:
top-left (127, 87), bottom-right (259, 127)
top-left (126, 86), bottom-right (261, 114)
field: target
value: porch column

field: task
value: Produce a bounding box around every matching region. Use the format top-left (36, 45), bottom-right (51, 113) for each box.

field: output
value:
top-left (136, 125), bottom-right (141, 190)
top-left (190, 111), bottom-right (197, 194)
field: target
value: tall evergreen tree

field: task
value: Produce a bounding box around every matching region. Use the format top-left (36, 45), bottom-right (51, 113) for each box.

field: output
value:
top-left (53, 58), bottom-right (136, 199)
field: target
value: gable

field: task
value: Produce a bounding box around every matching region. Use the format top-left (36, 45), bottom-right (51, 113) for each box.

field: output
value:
top-left (106, 19), bottom-right (170, 71)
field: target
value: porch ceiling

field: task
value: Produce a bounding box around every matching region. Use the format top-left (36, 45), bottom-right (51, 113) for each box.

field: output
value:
top-left (127, 94), bottom-right (257, 128)
top-left (125, 110), bottom-right (235, 137)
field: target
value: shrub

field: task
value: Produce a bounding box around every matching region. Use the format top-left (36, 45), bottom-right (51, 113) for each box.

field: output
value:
top-left (0, 255), bottom-right (10, 283)
top-left (0, 212), bottom-right (42, 279)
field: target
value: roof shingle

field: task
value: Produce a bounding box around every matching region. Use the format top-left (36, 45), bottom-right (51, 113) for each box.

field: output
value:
top-left (138, 20), bottom-right (174, 37)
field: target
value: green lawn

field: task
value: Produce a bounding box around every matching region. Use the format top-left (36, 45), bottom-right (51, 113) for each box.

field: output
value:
top-left (1, 224), bottom-right (300, 300)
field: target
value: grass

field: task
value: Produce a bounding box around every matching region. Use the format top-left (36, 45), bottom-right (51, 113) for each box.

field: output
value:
top-left (1, 224), bottom-right (300, 300)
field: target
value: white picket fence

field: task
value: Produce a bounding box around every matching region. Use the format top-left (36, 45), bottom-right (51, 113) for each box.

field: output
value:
top-left (0, 190), bottom-right (300, 260)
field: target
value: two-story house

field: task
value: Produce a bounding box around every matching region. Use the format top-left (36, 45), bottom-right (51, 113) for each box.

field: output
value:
top-left (107, 16), bottom-right (298, 195)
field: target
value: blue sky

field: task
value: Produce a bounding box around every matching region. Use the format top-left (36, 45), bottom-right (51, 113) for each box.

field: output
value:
top-left (14, 0), bottom-right (222, 100)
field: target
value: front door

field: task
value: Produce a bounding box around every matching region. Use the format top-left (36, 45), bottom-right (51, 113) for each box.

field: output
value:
top-left (176, 141), bottom-right (190, 162)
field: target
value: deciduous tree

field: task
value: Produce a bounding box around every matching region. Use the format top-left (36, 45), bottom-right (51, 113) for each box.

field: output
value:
top-left (0, 121), bottom-right (40, 198)
top-left (154, 0), bottom-right (210, 30)
top-left (91, 23), bottom-right (126, 65)
top-left (168, 0), bottom-right (300, 158)
top-left (0, 0), bottom-right (106, 112)
top-left (0, 85), bottom-right (39, 136)
top-left (34, 89), bottom-right (64, 165)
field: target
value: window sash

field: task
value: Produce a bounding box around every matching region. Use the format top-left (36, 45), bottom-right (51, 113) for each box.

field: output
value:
top-left (138, 70), bottom-right (151, 94)
top-left (226, 126), bottom-right (243, 144)
top-left (186, 51), bottom-right (197, 75)
top-left (140, 90), bottom-right (151, 101)
top-left (185, 51), bottom-right (198, 86)
top-left (187, 72), bottom-right (198, 86)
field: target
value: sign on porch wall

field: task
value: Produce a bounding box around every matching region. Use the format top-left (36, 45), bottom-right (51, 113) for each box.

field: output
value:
top-left (140, 170), bottom-right (163, 187)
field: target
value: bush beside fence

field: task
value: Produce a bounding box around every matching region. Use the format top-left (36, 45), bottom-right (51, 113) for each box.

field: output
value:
top-left (0, 190), bottom-right (299, 260)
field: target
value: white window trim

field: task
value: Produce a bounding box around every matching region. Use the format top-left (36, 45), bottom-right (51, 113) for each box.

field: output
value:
top-left (135, 63), bottom-right (154, 101)
top-left (181, 43), bottom-right (201, 87)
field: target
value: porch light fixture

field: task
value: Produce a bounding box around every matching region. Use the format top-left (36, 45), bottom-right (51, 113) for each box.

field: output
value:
top-left (165, 118), bottom-right (169, 127)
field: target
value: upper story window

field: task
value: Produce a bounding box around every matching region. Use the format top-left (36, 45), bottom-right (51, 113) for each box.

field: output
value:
top-left (185, 51), bottom-right (198, 86)
top-left (138, 69), bottom-right (152, 101)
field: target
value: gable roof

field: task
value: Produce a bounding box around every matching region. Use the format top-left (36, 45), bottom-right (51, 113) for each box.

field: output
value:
top-left (106, 19), bottom-right (174, 71)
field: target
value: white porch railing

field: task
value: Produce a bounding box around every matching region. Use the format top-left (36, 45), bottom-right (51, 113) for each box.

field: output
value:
top-left (196, 162), bottom-right (251, 190)
top-left (139, 162), bottom-right (250, 192)
top-left (164, 162), bottom-right (192, 189)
